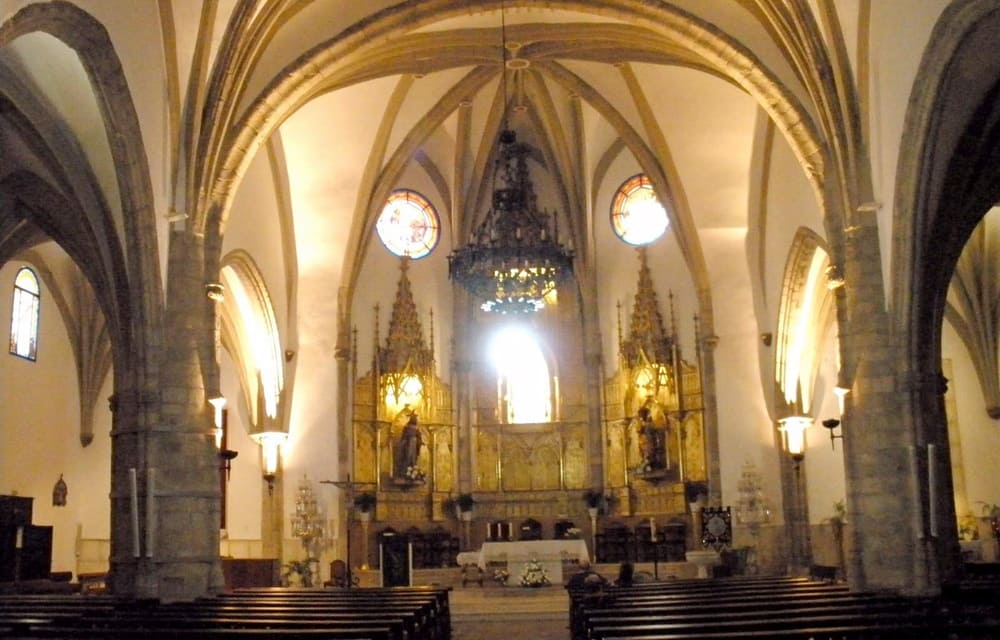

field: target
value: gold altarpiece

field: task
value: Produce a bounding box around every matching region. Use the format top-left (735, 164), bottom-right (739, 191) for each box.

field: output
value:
top-left (351, 252), bottom-right (705, 531)
top-left (463, 274), bottom-right (592, 522)
top-left (603, 249), bottom-right (707, 516)
top-left (352, 260), bottom-right (456, 521)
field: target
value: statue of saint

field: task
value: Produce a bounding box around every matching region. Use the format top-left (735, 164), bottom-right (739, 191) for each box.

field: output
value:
top-left (635, 405), bottom-right (665, 471)
top-left (394, 412), bottom-right (423, 480)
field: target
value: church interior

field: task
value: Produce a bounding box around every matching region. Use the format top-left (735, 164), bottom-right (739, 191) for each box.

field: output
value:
top-left (1, 0), bottom-right (999, 611)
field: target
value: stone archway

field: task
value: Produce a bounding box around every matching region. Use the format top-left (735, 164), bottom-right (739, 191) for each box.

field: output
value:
top-left (892, 0), bottom-right (1000, 590)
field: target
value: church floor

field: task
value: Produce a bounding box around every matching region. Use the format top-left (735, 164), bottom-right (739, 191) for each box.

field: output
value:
top-left (450, 585), bottom-right (570, 639)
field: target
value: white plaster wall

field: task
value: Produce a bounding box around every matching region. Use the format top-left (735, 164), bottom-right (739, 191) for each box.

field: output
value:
top-left (801, 327), bottom-right (847, 524)
top-left (218, 350), bottom-right (263, 543)
top-left (0, 260), bottom-right (112, 577)
top-left (702, 228), bottom-right (781, 522)
top-left (224, 147), bottom-right (291, 340)
top-left (867, 0), bottom-right (949, 297)
top-left (942, 320), bottom-right (1000, 514)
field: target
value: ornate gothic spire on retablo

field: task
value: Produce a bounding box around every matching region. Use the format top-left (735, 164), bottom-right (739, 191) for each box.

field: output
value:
top-left (378, 257), bottom-right (433, 374)
top-left (621, 247), bottom-right (673, 368)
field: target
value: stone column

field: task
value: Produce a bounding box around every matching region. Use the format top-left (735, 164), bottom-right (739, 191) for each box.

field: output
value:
top-left (838, 214), bottom-right (933, 594)
top-left (698, 333), bottom-right (722, 502)
top-left (112, 229), bottom-right (222, 601)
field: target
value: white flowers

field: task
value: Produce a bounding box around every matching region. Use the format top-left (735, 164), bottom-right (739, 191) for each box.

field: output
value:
top-left (403, 465), bottom-right (426, 482)
top-left (519, 557), bottom-right (550, 587)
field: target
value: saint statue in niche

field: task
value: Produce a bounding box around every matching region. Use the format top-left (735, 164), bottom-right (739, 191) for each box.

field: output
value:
top-left (394, 410), bottom-right (424, 483)
top-left (634, 404), bottom-right (667, 473)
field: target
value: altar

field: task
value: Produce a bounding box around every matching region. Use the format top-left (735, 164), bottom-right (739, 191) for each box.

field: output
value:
top-left (473, 539), bottom-right (590, 585)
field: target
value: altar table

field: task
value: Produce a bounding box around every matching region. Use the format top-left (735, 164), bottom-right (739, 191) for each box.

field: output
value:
top-left (475, 539), bottom-right (590, 584)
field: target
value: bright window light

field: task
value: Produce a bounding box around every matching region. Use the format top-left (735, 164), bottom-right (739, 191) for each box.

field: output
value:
top-left (491, 326), bottom-right (551, 423)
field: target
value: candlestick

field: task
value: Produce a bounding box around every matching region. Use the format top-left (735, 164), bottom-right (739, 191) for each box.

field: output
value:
top-left (928, 444), bottom-right (937, 537)
top-left (146, 468), bottom-right (155, 558)
top-left (129, 468), bottom-right (140, 557)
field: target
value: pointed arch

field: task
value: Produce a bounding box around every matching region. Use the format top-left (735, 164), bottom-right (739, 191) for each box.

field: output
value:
top-left (775, 228), bottom-right (836, 417)
top-left (218, 251), bottom-right (285, 428)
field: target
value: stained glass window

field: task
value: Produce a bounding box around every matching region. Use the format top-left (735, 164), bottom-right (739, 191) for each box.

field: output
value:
top-left (611, 174), bottom-right (669, 245)
top-left (9, 267), bottom-right (40, 361)
top-left (376, 190), bottom-right (440, 259)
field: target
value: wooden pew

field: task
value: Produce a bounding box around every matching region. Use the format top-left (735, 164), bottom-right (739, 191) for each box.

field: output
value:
top-left (0, 585), bottom-right (451, 640)
top-left (569, 574), bottom-right (1000, 640)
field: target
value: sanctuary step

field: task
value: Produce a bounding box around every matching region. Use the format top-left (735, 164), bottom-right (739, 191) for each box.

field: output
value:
top-left (393, 560), bottom-right (701, 590)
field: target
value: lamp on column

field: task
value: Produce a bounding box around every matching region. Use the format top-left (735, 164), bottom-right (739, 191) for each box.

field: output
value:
top-left (251, 431), bottom-right (287, 495)
top-left (209, 396), bottom-right (238, 479)
top-left (779, 415), bottom-right (812, 466)
top-left (822, 418), bottom-right (843, 450)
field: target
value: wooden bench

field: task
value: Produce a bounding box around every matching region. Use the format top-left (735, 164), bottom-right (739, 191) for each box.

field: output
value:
top-left (0, 585), bottom-right (451, 640)
top-left (570, 575), bottom-right (1000, 640)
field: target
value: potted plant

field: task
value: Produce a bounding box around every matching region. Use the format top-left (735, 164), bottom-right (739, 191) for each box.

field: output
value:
top-left (583, 488), bottom-right (603, 516)
top-left (281, 558), bottom-right (315, 587)
top-left (455, 493), bottom-right (475, 521)
top-left (685, 481), bottom-right (709, 512)
top-left (958, 512), bottom-right (979, 542)
top-left (354, 492), bottom-right (376, 521)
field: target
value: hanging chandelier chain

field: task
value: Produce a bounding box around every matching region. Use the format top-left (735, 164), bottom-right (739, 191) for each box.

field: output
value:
top-left (447, 0), bottom-right (574, 314)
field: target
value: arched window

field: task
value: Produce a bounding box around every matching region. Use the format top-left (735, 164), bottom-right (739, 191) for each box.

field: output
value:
top-left (491, 326), bottom-right (553, 424)
top-left (376, 190), bottom-right (440, 259)
top-left (9, 267), bottom-right (40, 361)
top-left (611, 174), bottom-right (669, 245)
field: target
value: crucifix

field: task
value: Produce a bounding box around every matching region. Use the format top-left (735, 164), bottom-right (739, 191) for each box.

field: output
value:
top-left (320, 474), bottom-right (375, 588)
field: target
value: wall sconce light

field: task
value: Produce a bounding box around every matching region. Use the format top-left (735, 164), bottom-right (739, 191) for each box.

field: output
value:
top-left (833, 385), bottom-right (849, 416)
top-left (251, 431), bottom-right (288, 495)
top-left (822, 418), bottom-right (843, 450)
top-left (760, 333), bottom-right (772, 347)
top-left (209, 397), bottom-right (238, 480)
top-left (208, 396), bottom-right (227, 449)
top-left (779, 415), bottom-right (812, 465)
top-left (205, 282), bottom-right (225, 302)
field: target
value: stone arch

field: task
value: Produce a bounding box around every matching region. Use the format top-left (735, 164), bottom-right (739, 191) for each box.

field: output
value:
top-left (774, 227), bottom-right (835, 419)
top-left (892, 0), bottom-right (1000, 587)
top-left (197, 0), bottom-right (824, 268)
top-left (218, 250), bottom-right (286, 431)
top-left (1, 0), bottom-right (165, 597)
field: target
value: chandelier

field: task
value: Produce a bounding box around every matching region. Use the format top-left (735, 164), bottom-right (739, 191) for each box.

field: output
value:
top-left (447, 5), bottom-right (574, 314)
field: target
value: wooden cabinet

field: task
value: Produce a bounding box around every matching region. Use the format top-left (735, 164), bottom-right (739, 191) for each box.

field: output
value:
top-left (220, 558), bottom-right (280, 588)
top-left (0, 496), bottom-right (52, 582)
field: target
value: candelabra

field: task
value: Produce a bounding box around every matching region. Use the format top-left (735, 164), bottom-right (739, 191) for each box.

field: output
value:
top-left (290, 476), bottom-right (324, 586)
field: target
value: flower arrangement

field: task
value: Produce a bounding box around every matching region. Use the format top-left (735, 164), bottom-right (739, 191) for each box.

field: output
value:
top-left (492, 568), bottom-right (510, 585)
top-left (634, 459), bottom-right (654, 475)
top-left (403, 465), bottom-right (426, 483)
top-left (519, 557), bottom-right (550, 587)
top-left (959, 512), bottom-right (979, 541)
top-left (564, 527), bottom-right (582, 539)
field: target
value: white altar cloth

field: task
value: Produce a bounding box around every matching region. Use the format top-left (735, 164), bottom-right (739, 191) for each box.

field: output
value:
top-left (474, 539), bottom-right (590, 584)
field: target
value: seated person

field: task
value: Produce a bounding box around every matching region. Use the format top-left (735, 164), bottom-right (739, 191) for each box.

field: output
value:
top-left (615, 561), bottom-right (635, 587)
top-left (566, 560), bottom-right (608, 592)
